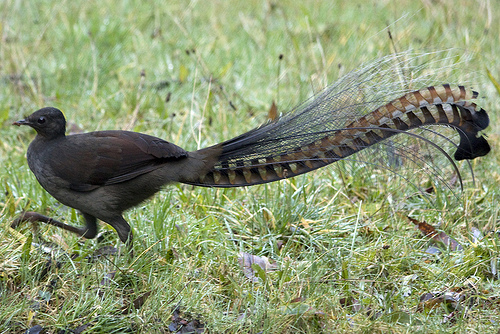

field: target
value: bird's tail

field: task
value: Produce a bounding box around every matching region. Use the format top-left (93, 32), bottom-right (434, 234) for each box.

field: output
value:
top-left (181, 53), bottom-right (490, 188)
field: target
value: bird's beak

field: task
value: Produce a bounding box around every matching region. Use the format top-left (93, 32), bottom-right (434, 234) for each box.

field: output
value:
top-left (13, 119), bottom-right (28, 126)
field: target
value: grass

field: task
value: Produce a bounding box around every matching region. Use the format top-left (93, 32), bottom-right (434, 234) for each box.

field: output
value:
top-left (1, 0), bottom-right (500, 333)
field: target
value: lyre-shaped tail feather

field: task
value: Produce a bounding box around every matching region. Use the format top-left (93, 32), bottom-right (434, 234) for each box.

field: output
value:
top-left (184, 84), bottom-right (489, 188)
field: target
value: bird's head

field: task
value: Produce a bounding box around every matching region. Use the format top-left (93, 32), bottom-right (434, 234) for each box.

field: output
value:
top-left (14, 107), bottom-right (67, 139)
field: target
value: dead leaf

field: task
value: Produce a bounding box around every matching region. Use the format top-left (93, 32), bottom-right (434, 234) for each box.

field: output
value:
top-left (470, 227), bottom-right (483, 243)
top-left (99, 271), bottom-right (116, 287)
top-left (72, 323), bottom-right (91, 333)
top-left (238, 252), bottom-right (278, 282)
top-left (418, 292), bottom-right (443, 311)
top-left (168, 306), bottom-right (205, 334)
top-left (268, 100), bottom-right (278, 120)
top-left (407, 217), bottom-right (463, 251)
top-left (290, 297), bottom-right (305, 303)
top-left (418, 290), bottom-right (465, 313)
top-left (442, 311), bottom-right (459, 324)
top-left (25, 325), bottom-right (44, 334)
top-left (121, 291), bottom-right (151, 315)
top-left (425, 246), bottom-right (441, 255)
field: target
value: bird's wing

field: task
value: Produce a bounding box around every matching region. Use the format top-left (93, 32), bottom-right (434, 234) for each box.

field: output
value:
top-left (49, 130), bottom-right (188, 191)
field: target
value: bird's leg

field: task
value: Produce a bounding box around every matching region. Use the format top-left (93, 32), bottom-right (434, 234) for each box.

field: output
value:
top-left (102, 215), bottom-right (134, 254)
top-left (12, 211), bottom-right (98, 239)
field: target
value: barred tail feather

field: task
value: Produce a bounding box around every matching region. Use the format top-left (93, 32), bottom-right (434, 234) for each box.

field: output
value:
top-left (183, 84), bottom-right (489, 188)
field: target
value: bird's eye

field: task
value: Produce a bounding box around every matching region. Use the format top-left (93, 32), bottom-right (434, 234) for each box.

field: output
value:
top-left (37, 117), bottom-right (46, 124)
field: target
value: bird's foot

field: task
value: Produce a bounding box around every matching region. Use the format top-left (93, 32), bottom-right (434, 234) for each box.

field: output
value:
top-left (11, 211), bottom-right (48, 228)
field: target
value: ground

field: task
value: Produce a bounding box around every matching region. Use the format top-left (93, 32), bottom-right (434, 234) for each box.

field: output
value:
top-left (1, 0), bottom-right (499, 333)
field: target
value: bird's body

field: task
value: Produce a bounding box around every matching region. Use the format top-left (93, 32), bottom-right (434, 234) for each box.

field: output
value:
top-left (21, 122), bottom-right (221, 241)
top-left (13, 54), bottom-right (491, 245)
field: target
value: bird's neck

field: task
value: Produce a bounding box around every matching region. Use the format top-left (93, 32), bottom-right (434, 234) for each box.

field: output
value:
top-left (35, 132), bottom-right (66, 142)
